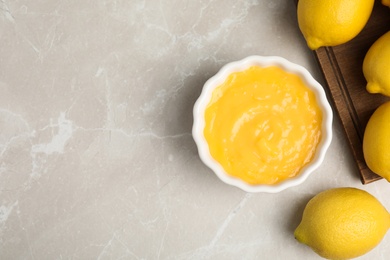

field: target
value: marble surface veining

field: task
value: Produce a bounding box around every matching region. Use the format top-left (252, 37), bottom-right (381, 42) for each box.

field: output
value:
top-left (1, 0), bottom-right (390, 259)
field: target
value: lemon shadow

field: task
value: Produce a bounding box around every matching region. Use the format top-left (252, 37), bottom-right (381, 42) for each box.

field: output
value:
top-left (284, 193), bottom-right (313, 235)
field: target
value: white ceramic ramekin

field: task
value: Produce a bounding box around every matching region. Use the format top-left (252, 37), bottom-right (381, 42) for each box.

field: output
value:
top-left (192, 55), bottom-right (333, 193)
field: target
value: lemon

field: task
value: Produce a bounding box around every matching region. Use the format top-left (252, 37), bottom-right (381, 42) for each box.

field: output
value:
top-left (383, 0), bottom-right (390, 7)
top-left (297, 0), bottom-right (375, 50)
top-left (363, 31), bottom-right (390, 96)
top-left (294, 187), bottom-right (390, 259)
top-left (363, 101), bottom-right (390, 180)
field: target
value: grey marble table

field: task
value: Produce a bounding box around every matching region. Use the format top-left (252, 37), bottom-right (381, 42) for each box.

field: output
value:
top-left (1, 0), bottom-right (389, 259)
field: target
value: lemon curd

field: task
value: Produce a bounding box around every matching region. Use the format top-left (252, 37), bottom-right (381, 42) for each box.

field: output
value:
top-left (204, 66), bottom-right (322, 185)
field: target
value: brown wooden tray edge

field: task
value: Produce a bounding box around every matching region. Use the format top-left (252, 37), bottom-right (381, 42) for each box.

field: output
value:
top-left (312, 47), bottom-right (382, 184)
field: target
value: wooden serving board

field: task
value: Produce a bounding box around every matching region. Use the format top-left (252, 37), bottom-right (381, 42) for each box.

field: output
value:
top-left (295, 0), bottom-right (390, 184)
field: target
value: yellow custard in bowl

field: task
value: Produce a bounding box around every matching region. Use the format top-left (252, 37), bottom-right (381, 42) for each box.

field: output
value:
top-left (204, 66), bottom-right (322, 185)
top-left (193, 56), bottom-right (332, 192)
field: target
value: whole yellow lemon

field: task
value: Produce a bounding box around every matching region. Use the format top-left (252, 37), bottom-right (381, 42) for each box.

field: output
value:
top-left (363, 101), bottom-right (390, 180)
top-left (363, 31), bottom-right (390, 96)
top-left (294, 187), bottom-right (390, 259)
top-left (297, 0), bottom-right (375, 50)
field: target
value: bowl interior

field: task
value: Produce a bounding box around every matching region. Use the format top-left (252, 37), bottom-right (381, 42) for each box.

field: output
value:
top-left (192, 55), bottom-right (333, 193)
